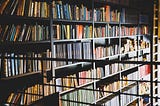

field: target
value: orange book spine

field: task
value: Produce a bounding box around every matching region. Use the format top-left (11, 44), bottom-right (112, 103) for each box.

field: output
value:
top-left (105, 5), bottom-right (110, 22)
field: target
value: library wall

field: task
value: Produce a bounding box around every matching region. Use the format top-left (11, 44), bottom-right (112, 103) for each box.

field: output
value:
top-left (0, 0), bottom-right (158, 106)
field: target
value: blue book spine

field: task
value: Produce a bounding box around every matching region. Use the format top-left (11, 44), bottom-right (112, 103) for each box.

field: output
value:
top-left (63, 4), bottom-right (67, 19)
top-left (56, 4), bottom-right (61, 19)
top-left (10, 25), bottom-right (16, 41)
top-left (66, 3), bottom-right (70, 20)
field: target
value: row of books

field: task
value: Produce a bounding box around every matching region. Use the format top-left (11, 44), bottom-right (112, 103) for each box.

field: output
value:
top-left (94, 6), bottom-right (110, 22)
top-left (55, 42), bottom-right (92, 67)
top-left (103, 95), bottom-right (120, 106)
top-left (94, 46), bottom-right (110, 59)
top-left (52, 1), bottom-right (132, 22)
top-left (97, 80), bottom-right (120, 100)
top-left (94, 43), bottom-right (119, 59)
top-left (54, 39), bottom-right (148, 67)
top-left (94, 25), bottom-right (120, 37)
top-left (121, 26), bottom-right (138, 36)
top-left (0, 24), bottom-right (147, 43)
top-left (56, 74), bottom-right (78, 92)
top-left (78, 64), bottom-right (119, 80)
top-left (121, 85), bottom-right (137, 106)
top-left (6, 84), bottom-right (43, 105)
top-left (61, 84), bottom-right (94, 106)
top-left (120, 57), bottom-right (138, 71)
top-left (57, 61), bottom-right (140, 105)
top-left (108, 63), bottom-right (120, 75)
top-left (52, 1), bottom-right (92, 21)
top-left (52, 0), bottom-right (148, 24)
top-left (53, 24), bottom-right (149, 40)
top-left (1, 51), bottom-right (51, 78)
top-left (0, 0), bottom-right (49, 17)
top-left (121, 26), bottom-right (149, 36)
top-left (4, 72), bottom-right (54, 105)
top-left (121, 71), bottom-right (138, 87)
top-left (79, 70), bottom-right (93, 86)
top-left (0, 24), bottom-right (49, 42)
top-left (53, 24), bottom-right (93, 40)
top-left (121, 39), bottom-right (137, 53)
top-left (122, 36), bottom-right (149, 54)
top-left (0, 38), bottom-right (146, 78)
top-left (56, 63), bottom-right (122, 93)
top-left (94, 6), bottom-right (120, 22)
top-left (56, 68), bottom-right (94, 92)
top-left (140, 40), bottom-right (149, 50)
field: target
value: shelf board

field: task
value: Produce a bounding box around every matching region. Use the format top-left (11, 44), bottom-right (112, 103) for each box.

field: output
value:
top-left (29, 93), bottom-right (59, 106)
top-left (0, 15), bottom-right (49, 25)
top-left (121, 82), bottom-right (137, 92)
top-left (127, 51), bottom-right (137, 58)
top-left (120, 36), bottom-right (137, 39)
top-left (52, 19), bottom-right (93, 25)
top-left (0, 41), bottom-right (51, 53)
top-left (95, 57), bottom-right (109, 67)
top-left (33, 0), bottom-right (53, 2)
top-left (94, 21), bottom-right (119, 25)
top-left (52, 19), bottom-right (120, 25)
top-left (121, 23), bottom-right (138, 26)
top-left (96, 72), bottom-right (120, 88)
top-left (0, 71), bottom-right (42, 89)
top-left (60, 81), bottom-right (93, 96)
top-left (54, 38), bottom-right (92, 44)
top-left (109, 54), bottom-right (119, 60)
top-left (55, 62), bottom-right (92, 78)
top-left (109, 38), bottom-right (119, 45)
top-left (94, 38), bottom-right (108, 47)
top-left (121, 65), bottom-right (138, 76)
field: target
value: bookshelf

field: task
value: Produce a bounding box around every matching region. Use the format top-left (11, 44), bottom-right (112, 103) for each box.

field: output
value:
top-left (0, 0), bottom-right (59, 105)
top-left (50, 0), bottom-right (154, 106)
top-left (0, 0), bottom-right (158, 106)
top-left (153, 0), bottom-right (160, 105)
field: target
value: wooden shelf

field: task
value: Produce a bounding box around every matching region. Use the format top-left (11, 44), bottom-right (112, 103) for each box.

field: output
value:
top-left (96, 72), bottom-right (120, 88)
top-left (0, 15), bottom-right (49, 25)
top-left (0, 41), bottom-right (51, 53)
top-left (52, 19), bottom-right (93, 25)
top-left (29, 93), bottom-right (59, 106)
top-left (55, 62), bottom-right (92, 78)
